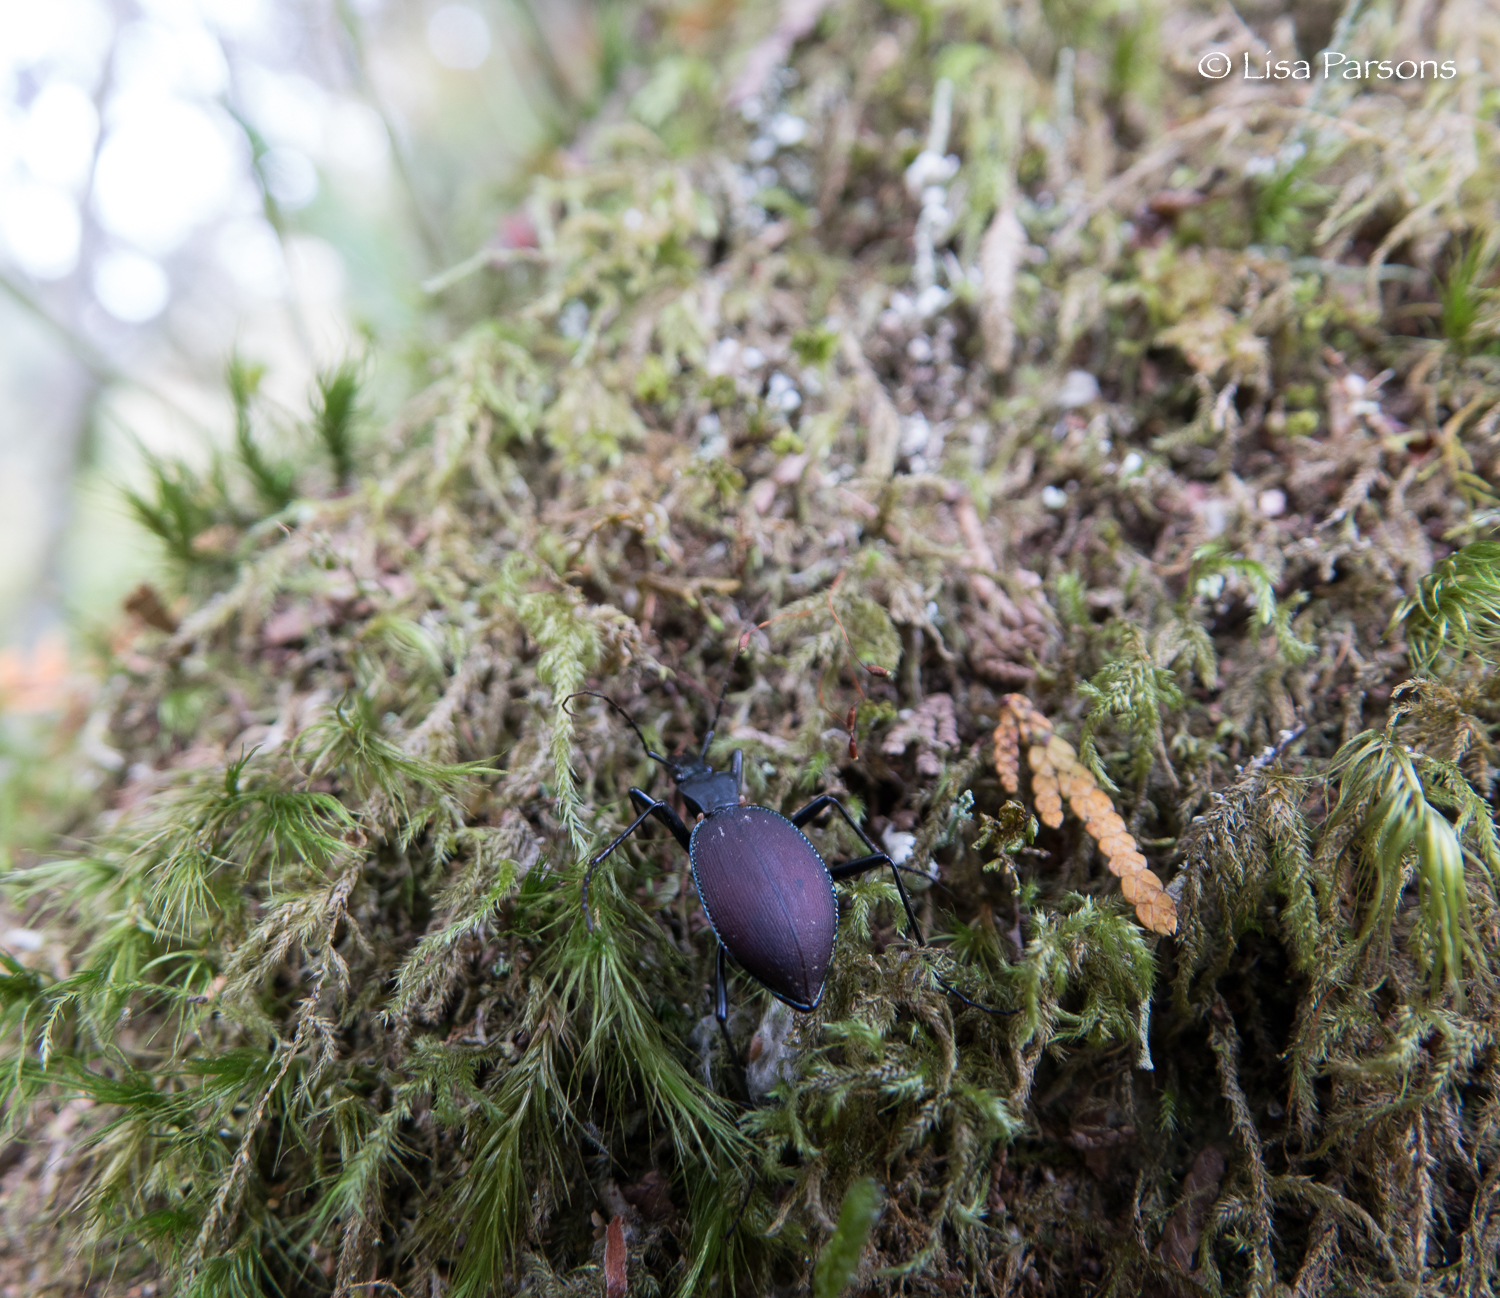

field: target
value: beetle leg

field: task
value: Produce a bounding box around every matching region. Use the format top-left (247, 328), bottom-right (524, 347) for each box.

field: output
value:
top-left (806, 804), bottom-right (1017, 1016)
top-left (830, 858), bottom-right (1016, 1015)
top-left (715, 944), bottom-right (738, 1063)
top-left (626, 788), bottom-right (692, 851)
top-left (932, 973), bottom-right (1018, 1015)
top-left (581, 789), bottom-right (693, 930)
top-left (789, 793), bottom-right (882, 856)
top-left (828, 852), bottom-right (925, 945)
top-left (791, 795), bottom-right (925, 941)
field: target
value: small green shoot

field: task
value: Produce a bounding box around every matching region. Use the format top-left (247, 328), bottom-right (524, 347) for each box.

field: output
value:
top-left (123, 455), bottom-right (221, 567)
top-left (1078, 622), bottom-right (1184, 792)
top-left (1439, 240), bottom-right (1495, 355)
top-left (312, 359), bottom-right (363, 488)
top-left (813, 1178), bottom-right (882, 1298)
top-left (791, 326), bottom-right (840, 367)
top-left (229, 354), bottom-right (296, 513)
top-left (1328, 728), bottom-right (1477, 996)
top-left (1393, 540), bottom-right (1500, 670)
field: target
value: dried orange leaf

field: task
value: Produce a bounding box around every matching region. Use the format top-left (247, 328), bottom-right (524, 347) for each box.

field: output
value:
top-left (1090, 834), bottom-right (1128, 859)
top-left (1059, 772), bottom-right (1096, 800)
top-left (1076, 789), bottom-right (1116, 821)
top-left (996, 694), bottom-right (1177, 935)
top-left (1138, 890), bottom-right (1178, 935)
top-left (1086, 814), bottom-right (1128, 842)
top-left (1046, 734), bottom-right (1078, 766)
top-left (1002, 694), bottom-right (1050, 743)
top-left (994, 710), bottom-right (1021, 792)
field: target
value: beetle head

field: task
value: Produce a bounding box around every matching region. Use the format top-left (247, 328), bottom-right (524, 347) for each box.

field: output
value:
top-left (564, 687), bottom-right (742, 816)
top-left (667, 755), bottom-right (740, 817)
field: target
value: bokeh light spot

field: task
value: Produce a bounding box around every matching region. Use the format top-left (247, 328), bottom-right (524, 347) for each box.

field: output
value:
top-left (324, 100), bottom-right (389, 181)
top-left (92, 97), bottom-right (239, 254)
top-left (238, 66), bottom-right (327, 155)
top-left (93, 249), bottom-right (170, 322)
top-left (0, 105), bottom-right (22, 176)
top-left (21, 80), bottom-right (100, 191)
top-left (197, 0), bottom-right (270, 38)
top-left (215, 216), bottom-right (288, 298)
top-left (1, 0), bottom-right (114, 89)
top-left (0, 179), bottom-right (81, 279)
top-left (260, 145), bottom-right (319, 210)
top-left (427, 5), bottom-right (491, 70)
top-left (112, 19), bottom-right (229, 99)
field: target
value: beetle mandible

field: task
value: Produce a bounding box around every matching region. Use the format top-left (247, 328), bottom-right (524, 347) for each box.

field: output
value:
top-left (566, 671), bottom-right (928, 1054)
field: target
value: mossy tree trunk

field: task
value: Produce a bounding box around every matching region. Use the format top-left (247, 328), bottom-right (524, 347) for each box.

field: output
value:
top-left (2, 3), bottom-right (1499, 1297)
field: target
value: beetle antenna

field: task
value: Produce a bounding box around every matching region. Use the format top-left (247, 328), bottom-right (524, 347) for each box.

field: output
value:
top-left (725, 1172), bottom-right (760, 1239)
top-left (700, 657), bottom-right (738, 759)
top-left (563, 691), bottom-right (670, 766)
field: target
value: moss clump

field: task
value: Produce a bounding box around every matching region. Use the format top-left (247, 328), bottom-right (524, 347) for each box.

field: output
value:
top-left (2, 2), bottom-right (1499, 1295)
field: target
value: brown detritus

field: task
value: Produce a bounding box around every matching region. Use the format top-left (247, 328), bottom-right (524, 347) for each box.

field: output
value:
top-left (882, 693), bottom-right (957, 778)
top-left (123, 583), bottom-right (179, 634)
top-left (620, 1170), bottom-right (674, 1224)
top-left (979, 207), bottom-right (1025, 375)
top-left (603, 1215), bottom-right (627, 1298)
top-left (1156, 1145), bottom-right (1226, 1272)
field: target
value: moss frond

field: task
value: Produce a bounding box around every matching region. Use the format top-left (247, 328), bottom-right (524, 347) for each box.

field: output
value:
top-left (1324, 724), bottom-right (1490, 995)
top-left (122, 453), bottom-right (223, 569)
top-left (229, 353), bottom-right (296, 514)
top-left (1394, 540), bottom-right (1500, 670)
top-left (312, 358), bottom-right (364, 488)
top-left (1077, 621), bottom-right (1184, 793)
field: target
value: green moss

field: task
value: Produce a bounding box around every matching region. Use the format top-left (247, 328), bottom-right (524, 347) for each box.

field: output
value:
top-left (5, 1), bottom-right (1500, 1294)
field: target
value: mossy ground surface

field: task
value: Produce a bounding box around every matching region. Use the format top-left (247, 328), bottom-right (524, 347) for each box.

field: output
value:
top-left (2, 2), bottom-right (1500, 1295)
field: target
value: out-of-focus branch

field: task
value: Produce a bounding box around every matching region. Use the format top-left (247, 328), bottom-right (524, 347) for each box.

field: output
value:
top-left (0, 271), bottom-right (118, 385)
top-left (333, 0), bottom-right (448, 270)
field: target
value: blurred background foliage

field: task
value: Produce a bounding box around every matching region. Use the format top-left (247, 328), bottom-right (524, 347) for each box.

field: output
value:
top-left (0, 0), bottom-right (625, 643)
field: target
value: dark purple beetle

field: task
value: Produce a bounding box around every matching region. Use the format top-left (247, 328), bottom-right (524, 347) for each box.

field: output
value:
top-left (567, 681), bottom-right (926, 1052)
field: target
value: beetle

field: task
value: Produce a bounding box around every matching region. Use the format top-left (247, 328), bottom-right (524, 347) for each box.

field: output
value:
top-left (566, 680), bottom-right (931, 1054)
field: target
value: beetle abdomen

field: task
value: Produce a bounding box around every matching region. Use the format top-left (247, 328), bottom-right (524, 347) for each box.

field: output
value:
top-left (690, 806), bottom-right (837, 1011)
